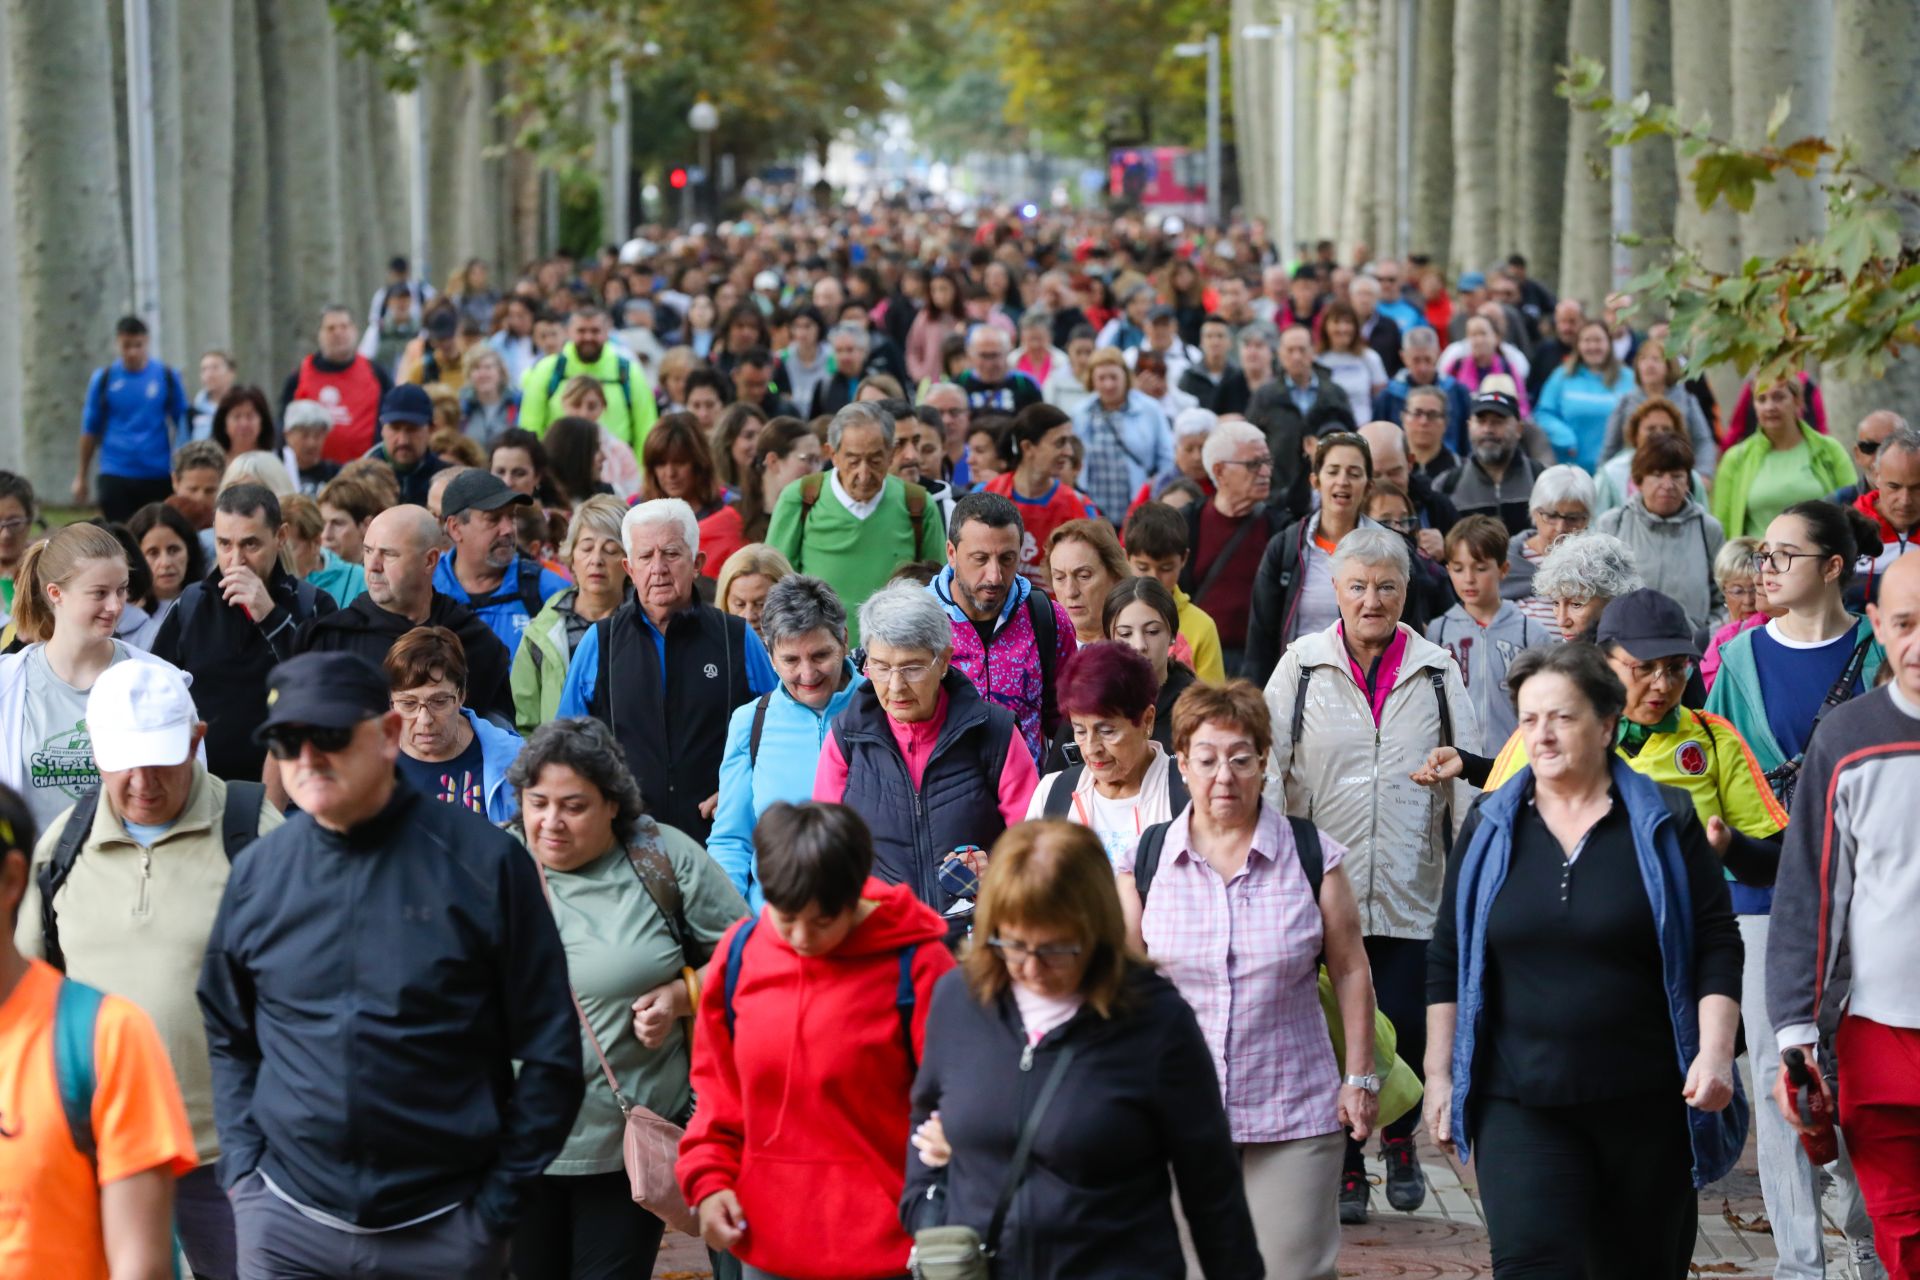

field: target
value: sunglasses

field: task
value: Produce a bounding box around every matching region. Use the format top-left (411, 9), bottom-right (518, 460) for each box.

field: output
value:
top-left (262, 723), bottom-right (360, 761)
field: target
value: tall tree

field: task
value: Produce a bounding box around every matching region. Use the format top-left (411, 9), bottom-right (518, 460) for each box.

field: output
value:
top-left (1731, 0), bottom-right (1834, 259)
top-left (150, 0), bottom-right (188, 365)
top-left (1452, 0), bottom-right (1502, 272)
top-left (1669, 0), bottom-right (1739, 276)
top-left (1313, 19), bottom-right (1348, 244)
top-left (1560, 0), bottom-right (1613, 308)
top-left (1339, 0), bottom-right (1380, 258)
top-left (1495, 0), bottom-right (1525, 255)
top-left (1293, 1), bottom-right (1320, 248)
top-left (1626, 0), bottom-right (1676, 285)
top-left (6, 0), bottom-right (131, 488)
top-left (0, 0), bottom-right (18, 473)
top-left (229, 0), bottom-right (275, 385)
top-left (1369, 0), bottom-right (1402, 258)
top-left (259, 0), bottom-right (346, 370)
top-left (1409, 0), bottom-right (1455, 262)
top-left (1515, 0), bottom-right (1570, 286)
top-left (179, 0), bottom-right (236, 368)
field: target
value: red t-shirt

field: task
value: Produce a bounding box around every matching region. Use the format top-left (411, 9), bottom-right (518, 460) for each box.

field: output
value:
top-left (1193, 504), bottom-right (1271, 648)
top-left (985, 473), bottom-right (1097, 589)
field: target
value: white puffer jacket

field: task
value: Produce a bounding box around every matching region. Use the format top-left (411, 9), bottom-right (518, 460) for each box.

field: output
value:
top-left (1264, 622), bottom-right (1480, 940)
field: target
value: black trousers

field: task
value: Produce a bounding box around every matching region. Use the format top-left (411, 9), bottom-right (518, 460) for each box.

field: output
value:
top-left (96, 473), bottom-right (172, 524)
top-left (1472, 1092), bottom-right (1697, 1279)
top-left (1345, 934), bottom-right (1427, 1171)
top-left (510, 1170), bottom-right (665, 1280)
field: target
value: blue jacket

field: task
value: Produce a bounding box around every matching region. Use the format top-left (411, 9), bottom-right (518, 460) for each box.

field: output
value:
top-left (1373, 372), bottom-right (1473, 455)
top-left (461, 708), bottom-right (525, 825)
top-left (1070, 391), bottom-right (1173, 523)
top-left (707, 661), bottom-right (862, 911)
top-left (433, 555), bottom-right (572, 652)
top-left (1534, 365), bottom-right (1634, 472)
top-left (1443, 758), bottom-right (1749, 1188)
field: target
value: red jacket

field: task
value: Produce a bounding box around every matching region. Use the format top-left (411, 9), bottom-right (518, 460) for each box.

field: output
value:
top-left (677, 878), bottom-right (956, 1279)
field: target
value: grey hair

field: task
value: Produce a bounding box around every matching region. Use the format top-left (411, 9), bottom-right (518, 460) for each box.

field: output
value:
top-left (1020, 308), bottom-right (1053, 332)
top-left (1350, 275), bottom-right (1381, 298)
top-left (507, 717), bottom-right (649, 844)
top-left (1239, 322), bottom-right (1279, 352)
top-left (828, 322), bottom-right (871, 351)
top-left (828, 401), bottom-right (895, 450)
top-left (1404, 382), bottom-right (1449, 410)
top-left (1534, 531), bottom-right (1644, 602)
top-left (1402, 326), bottom-right (1440, 353)
top-left (560, 493), bottom-right (628, 561)
top-left (622, 497), bottom-right (700, 558)
top-left (1329, 526), bottom-right (1411, 583)
top-left (1881, 421), bottom-right (1920, 461)
top-left (1530, 464), bottom-right (1597, 515)
top-left (857, 581), bottom-right (953, 657)
top-left (759, 574), bottom-right (849, 650)
top-left (283, 399), bottom-right (333, 434)
top-left (966, 324), bottom-right (1010, 353)
top-left (1203, 419), bottom-right (1267, 476)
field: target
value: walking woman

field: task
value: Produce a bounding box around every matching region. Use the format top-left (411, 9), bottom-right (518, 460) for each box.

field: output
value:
top-left (128, 502), bottom-right (206, 636)
top-left (511, 717), bottom-right (747, 1280)
top-left (1046, 519), bottom-right (1129, 648)
top-left (511, 494), bottom-right (629, 732)
top-left (1426, 643), bottom-right (1747, 1277)
top-left (699, 419), bottom-right (823, 582)
top-left (1711, 378), bottom-right (1855, 540)
top-left (906, 819), bottom-right (1263, 1278)
top-left (1534, 320), bottom-right (1633, 472)
top-left (642, 412), bottom-right (729, 520)
top-left (0, 523), bottom-right (187, 833)
top-left (1041, 577), bottom-right (1201, 772)
top-left (681, 801), bottom-right (955, 1280)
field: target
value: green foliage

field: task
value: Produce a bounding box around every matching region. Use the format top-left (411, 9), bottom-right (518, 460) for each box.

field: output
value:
top-left (556, 168), bottom-right (604, 260)
top-left (1560, 56), bottom-right (1920, 384)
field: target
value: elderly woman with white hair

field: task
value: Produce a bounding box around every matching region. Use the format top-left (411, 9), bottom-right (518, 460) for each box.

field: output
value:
top-left (1532, 529), bottom-right (1645, 643)
top-left (1132, 405), bottom-right (1218, 509)
top-left (280, 398), bottom-right (340, 495)
top-left (1264, 525), bottom-right (1479, 1224)
top-left (1503, 463), bottom-right (1600, 630)
top-left (557, 497), bottom-right (780, 841)
top-left (814, 581), bottom-right (1038, 936)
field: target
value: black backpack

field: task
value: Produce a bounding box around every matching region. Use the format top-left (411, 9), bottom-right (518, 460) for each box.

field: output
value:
top-left (1133, 812), bottom-right (1325, 904)
top-left (39, 782), bottom-right (268, 972)
top-left (1041, 759), bottom-right (1189, 821)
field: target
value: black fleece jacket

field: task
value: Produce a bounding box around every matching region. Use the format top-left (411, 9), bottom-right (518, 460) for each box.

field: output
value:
top-left (293, 591), bottom-right (514, 723)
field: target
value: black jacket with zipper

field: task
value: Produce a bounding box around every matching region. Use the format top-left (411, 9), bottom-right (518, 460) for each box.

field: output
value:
top-left (293, 590), bottom-right (514, 724)
top-left (902, 965), bottom-right (1262, 1280)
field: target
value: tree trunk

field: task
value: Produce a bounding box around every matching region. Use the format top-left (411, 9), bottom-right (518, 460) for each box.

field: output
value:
top-left (1516, 0), bottom-right (1570, 287)
top-left (178, 0), bottom-right (235, 367)
top-left (1232, 0), bottom-right (1274, 227)
top-left (229, 0), bottom-right (275, 385)
top-left (1370, 0), bottom-right (1402, 259)
top-left (0, 0), bottom-right (20, 473)
top-left (334, 53), bottom-right (382, 305)
top-left (1313, 20), bottom-right (1347, 244)
top-left (6, 0), bottom-right (131, 491)
top-left (1495, 0), bottom-right (1525, 256)
top-left (1409, 0), bottom-right (1455, 263)
top-left (1339, 0), bottom-right (1380, 259)
top-left (258, 0), bottom-right (345, 370)
top-left (366, 76), bottom-right (407, 268)
top-left (1452, 0), bottom-right (1501, 273)
top-left (423, 53), bottom-right (470, 287)
top-left (1626, 0), bottom-right (1676, 288)
top-left (148, 0), bottom-right (188, 365)
top-left (1559, 0), bottom-right (1612, 308)
top-left (1292, 1), bottom-right (1319, 251)
top-left (1731, 0), bottom-right (1833, 259)
top-left (1824, 0), bottom-right (1920, 443)
top-left (1670, 0), bottom-right (1739, 276)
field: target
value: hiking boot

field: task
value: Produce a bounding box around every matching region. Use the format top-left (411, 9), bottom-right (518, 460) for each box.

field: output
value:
top-left (1382, 1135), bottom-right (1428, 1212)
top-left (1339, 1170), bottom-right (1371, 1224)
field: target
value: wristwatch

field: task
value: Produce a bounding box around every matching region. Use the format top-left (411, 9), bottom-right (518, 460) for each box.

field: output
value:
top-left (1344, 1073), bottom-right (1382, 1094)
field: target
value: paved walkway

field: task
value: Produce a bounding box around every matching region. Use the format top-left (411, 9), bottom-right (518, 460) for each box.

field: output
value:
top-left (651, 1131), bottom-right (1880, 1278)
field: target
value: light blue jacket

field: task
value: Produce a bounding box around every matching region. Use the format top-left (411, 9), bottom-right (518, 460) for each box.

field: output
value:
top-left (460, 708), bottom-right (525, 825)
top-left (706, 661), bottom-right (863, 910)
top-left (1070, 390), bottom-right (1173, 521)
top-left (1534, 364), bottom-right (1634, 473)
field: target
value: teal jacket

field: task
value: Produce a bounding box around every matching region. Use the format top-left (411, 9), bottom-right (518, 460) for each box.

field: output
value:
top-left (306, 549), bottom-right (366, 607)
top-left (1703, 615), bottom-right (1885, 773)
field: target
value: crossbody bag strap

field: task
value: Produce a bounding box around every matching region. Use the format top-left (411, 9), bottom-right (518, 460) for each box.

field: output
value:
top-left (1192, 511), bottom-right (1260, 606)
top-left (533, 861), bottom-right (632, 1114)
top-left (985, 1043), bottom-right (1076, 1257)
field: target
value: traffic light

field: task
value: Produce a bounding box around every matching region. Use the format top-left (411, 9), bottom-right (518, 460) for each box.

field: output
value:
top-left (669, 168), bottom-right (688, 190)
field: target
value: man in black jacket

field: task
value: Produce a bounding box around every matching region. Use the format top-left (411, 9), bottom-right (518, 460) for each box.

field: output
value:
top-left (1247, 326), bottom-right (1358, 515)
top-left (151, 484), bottom-right (336, 782)
top-left (198, 653), bottom-right (580, 1277)
top-left (294, 503), bottom-right (514, 722)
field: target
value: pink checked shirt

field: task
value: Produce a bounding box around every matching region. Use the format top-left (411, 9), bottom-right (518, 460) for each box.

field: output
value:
top-left (1120, 801), bottom-right (1345, 1144)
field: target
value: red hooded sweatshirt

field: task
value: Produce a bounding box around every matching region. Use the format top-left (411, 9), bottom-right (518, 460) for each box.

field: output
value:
top-left (677, 878), bottom-right (955, 1279)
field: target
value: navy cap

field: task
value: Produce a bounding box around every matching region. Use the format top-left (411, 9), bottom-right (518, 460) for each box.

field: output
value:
top-left (380, 384), bottom-right (434, 426)
top-left (440, 469), bottom-right (532, 521)
top-left (254, 653), bottom-right (391, 740)
top-left (425, 307), bottom-right (459, 341)
top-left (1597, 589), bottom-right (1701, 662)
top-left (1469, 390), bottom-right (1519, 419)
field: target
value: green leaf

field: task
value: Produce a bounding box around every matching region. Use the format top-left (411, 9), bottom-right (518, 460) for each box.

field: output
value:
top-left (1766, 91), bottom-right (1792, 143)
top-left (1692, 152), bottom-right (1772, 213)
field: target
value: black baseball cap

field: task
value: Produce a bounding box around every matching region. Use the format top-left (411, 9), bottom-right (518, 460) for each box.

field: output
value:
top-left (1597, 589), bottom-right (1701, 661)
top-left (380, 384), bottom-right (434, 426)
top-left (1469, 390), bottom-right (1519, 419)
top-left (441, 469), bottom-right (532, 521)
top-left (255, 653), bottom-right (390, 739)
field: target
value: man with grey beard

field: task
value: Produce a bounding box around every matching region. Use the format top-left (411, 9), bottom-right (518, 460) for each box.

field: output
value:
top-left (432, 470), bottom-right (571, 650)
top-left (1435, 391), bottom-right (1546, 537)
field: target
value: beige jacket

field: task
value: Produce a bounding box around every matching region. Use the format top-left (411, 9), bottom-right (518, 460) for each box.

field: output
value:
top-left (1265, 622), bottom-right (1479, 940)
top-left (15, 767), bottom-right (283, 1161)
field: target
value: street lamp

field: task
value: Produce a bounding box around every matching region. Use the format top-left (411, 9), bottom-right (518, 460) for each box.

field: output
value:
top-left (1172, 35), bottom-right (1221, 228)
top-left (688, 99), bottom-right (719, 225)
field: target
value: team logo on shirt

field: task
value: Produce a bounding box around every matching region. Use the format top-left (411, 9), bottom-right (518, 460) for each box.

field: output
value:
top-left (1674, 741), bottom-right (1708, 776)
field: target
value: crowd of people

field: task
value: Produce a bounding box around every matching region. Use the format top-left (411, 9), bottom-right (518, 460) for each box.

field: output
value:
top-left (2, 204), bottom-right (1918, 1280)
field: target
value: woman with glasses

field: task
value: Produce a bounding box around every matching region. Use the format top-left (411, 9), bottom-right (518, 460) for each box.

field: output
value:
top-left (1700, 537), bottom-right (1764, 691)
top-left (906, 819), bottom-right (1261, 1279)
top-left (0, 471), bottom-right (35, 632)
top-left (1112, 680), bottom-right (1377, 1273)
top-left (1263, 527), bottom-right (1477, 1225)
top-left (1501, 464), bottom-right (1597, 631)
top-left (383, 626), bottom-right (523, 823)
top-left (1597, 431), bottom-right (1726, 631)
top-left (813, 583), bottom-right (1038, 932)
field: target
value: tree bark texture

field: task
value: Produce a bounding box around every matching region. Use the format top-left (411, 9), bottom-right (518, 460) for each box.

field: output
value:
top-left (1515, 0), bottom-right (1570, 288)
top-left (178, 0), bottom-right (236, 369)
top-left (1730, 0), bottom-right (1833, 260)
top-left (1559, 0), bottom-right (1613, 308)
top-left (1451, 0), bottom-right (1502, 273)
top-left (1626, 0), bottom-right (1676, 287)
top-left (1340, 0), bottom-right (1381, 258)
top-left (1370, 0), bottom-right (1402, 259)
top-left (1669, 0), bottom-right (1739, 276)
top-left (1495, 0), bottom-right (1524, 257)
top-left (1313, 20), bottom-right (1347, 244)
top-left (1410, 0), bottom-right (1455, 263)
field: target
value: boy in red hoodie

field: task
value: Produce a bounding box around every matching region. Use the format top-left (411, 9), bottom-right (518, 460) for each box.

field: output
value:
top-left (679, 802), bottom-right (955, 1279)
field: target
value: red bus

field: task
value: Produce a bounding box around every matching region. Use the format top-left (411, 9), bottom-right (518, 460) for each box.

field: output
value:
top-left (1109, 146), bottom-right (1206, 218)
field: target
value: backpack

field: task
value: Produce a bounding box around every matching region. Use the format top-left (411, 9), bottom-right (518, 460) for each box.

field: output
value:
top-left (464, 554), bottom-right (549, 623)
top-left (1041, 758), bottom-right (1189, 821)
top-left (1133, 813), bottom-right (1325, 905)
top-left (53, 976), bottom-right (105, 1163)
top-left (747, 691), bottom-right (774, 767)
top-left (796, 472), bottom-right (930, 557)
top-left (545, 351), bottom-right (637, 422)
top-left (39, 781), bottom-right (268, 973)
top-left (1288, 661), bottom-right (1455, 837)
top-left (722, 917), bottom-right (921, 1066)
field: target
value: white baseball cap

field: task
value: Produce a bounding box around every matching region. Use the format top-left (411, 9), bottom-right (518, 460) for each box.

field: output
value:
top-left (87, 661), bottom-right (197, 772)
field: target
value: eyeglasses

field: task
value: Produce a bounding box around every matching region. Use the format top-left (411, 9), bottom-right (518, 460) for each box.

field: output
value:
top-left (262, 723), bottom-right (359, 761)
top-left (987, 937), bottom-right (1084, 969)
top-left (1535, 509), bottom-right (1590, 529)
top-left (1403, 407), bottom-right (1446, 420)
top-left (1622, 657), bottom-right (1695, 684)
top-left (0, 517), bottom-right (28, 534)
top-left (1724, 583), bottom-right (1758, 602)
top-left (1375, 514), bottom-right (1418, 533)
top-left (1751, 549), bottom-right (1826, 575)
top-left (392, 693), bottom-right (460, 718)
top-left (1183, 751), bottom-right (1263, 777)
top-left (1223, 456), bottom-right (1274, 473)
top-left (863, 657), bottom-right (935, 685)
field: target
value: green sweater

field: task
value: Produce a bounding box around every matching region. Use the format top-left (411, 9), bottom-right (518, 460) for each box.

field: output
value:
top-left (1710, 421), bottom-right (1854, 540)
top-left (766, 474), bottom-right (947, 644)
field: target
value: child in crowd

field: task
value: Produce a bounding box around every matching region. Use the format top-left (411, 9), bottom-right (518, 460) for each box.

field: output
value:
top-left (1121, 501), bottom-right (1226, 682)
top-left (1426, 514), bottom-right (1554, 744)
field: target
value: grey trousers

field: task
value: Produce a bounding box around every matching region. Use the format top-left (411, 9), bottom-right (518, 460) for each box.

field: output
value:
top-left (1175, 1129), bottom-right (1346, 1280)
top-left (229, 1172), bottom-right (509, 1280)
